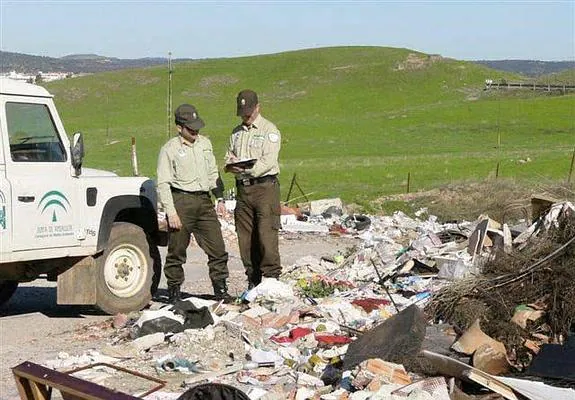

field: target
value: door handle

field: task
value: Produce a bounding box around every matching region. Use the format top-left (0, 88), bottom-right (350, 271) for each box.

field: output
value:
top-left (18, 196), bottom-right (35, 203)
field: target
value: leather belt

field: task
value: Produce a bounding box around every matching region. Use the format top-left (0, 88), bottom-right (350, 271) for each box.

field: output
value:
top-left (171, 187), bottom-right (209, 195)
top-left (236, 175), bottom-right (277, 187)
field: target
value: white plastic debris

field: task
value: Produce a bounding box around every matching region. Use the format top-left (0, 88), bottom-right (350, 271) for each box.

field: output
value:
top-left (181, 296), bottom-right (217, 309)
top-left (436, 253), bottom-right (477, 281)
top-left (281, 215), bottom-right (330, 233)
top-left (317, 345), bottom-right (349, 359)
top-left (246, 387), bottom-right (268, 400)
top-left (135, 308), bottom-right (185, 328)
top-left (497, 376), bottom-right (575, 400)
top-left (317, 298), bottom-right (365, 324)
top-left (295, 387), bottom-right (317, 400)
top-left (132, 332), bottom-right (165, 351)
top-left (244, 278), bottom-right (295, 303)
top-left (242, 305), bottom-right (272, 319)
top-left (321, 388), bottom-right (350, 399)
top-left (142, 391), bottom-right (182, 400)
top-left (44, 351), bottom-right (120, 370)
top-left (297, 372), bottom-right (325, 388)
top-left (249, 348), bottom-right (283, 365)
top-left (349, 391), bottom-right (374, 400)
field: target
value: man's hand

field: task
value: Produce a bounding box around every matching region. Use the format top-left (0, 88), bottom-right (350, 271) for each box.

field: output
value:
top-left (216, 200), bottom-right (226, 217)
top-left (167, 213), bottom-right (182, 231)
top-left (224, 155), bottom-right (245, 174)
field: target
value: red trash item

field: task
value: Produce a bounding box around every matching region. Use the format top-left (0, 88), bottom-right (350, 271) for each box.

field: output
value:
top-left (271, 336), bottom-right (293, 344)
top-left (352, 298), bottom-right (391, 313)
top-left (315, 334), bottom-right (353, 345)
top-left (271, 327), bottom-right (314, 344)
top-left (290, 327), bottom-right (314, 340)
top-left (329, 224), bottom-right (348, 234)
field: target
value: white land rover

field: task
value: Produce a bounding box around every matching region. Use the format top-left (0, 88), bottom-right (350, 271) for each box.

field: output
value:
top-left (0, 78), bottom-right (165, 314)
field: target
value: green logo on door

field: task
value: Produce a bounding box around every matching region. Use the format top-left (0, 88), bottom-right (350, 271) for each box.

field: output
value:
top-left (38, 191), bottom-right (70, 222)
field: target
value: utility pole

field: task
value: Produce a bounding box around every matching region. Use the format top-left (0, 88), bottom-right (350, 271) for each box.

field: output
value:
top-left (106, 94), bottom-right (110, 145)
top-left (166, 52), bottom-right (173, 138)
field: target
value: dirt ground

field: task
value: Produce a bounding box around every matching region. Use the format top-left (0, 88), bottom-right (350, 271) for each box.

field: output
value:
top-left (0, 231), bottom-right (358, 399)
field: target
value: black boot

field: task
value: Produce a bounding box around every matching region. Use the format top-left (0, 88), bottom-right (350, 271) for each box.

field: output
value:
top-left (247, 274), bottom-right (261, 291)
top-left (167, 285), bottom-right (181, 304)
top-left (212, 280), bottom-right (233, 303)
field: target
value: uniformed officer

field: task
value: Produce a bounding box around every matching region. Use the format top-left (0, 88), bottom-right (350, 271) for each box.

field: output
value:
top-left (224, 89), bottom-right (282, 289)
top-left (157, 104), bottom-right (231, 303)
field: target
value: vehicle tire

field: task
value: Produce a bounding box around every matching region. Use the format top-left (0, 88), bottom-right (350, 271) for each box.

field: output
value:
top-left (0, 280), bottom-right (18, 307)
top-left (150, 244), bottom-right (162, 296)
top-left (95, 222), bottom-right (157, 314)
top-left (343, 214), bottom-right (371, 231)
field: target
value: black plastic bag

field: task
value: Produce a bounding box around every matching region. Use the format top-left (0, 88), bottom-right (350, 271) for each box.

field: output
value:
top-left (177, 383), bottom-right (250, 400)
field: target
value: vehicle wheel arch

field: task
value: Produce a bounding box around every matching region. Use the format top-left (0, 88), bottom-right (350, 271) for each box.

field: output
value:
top-left (95, 195), bottom-right (162, 312)
top-left (97, 195), bottom-right (158, 252)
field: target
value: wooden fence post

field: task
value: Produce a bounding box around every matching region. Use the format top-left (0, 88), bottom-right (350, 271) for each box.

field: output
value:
top-left (131, 137), bottom-right (139, 176)
top-left (568, 147), bottom-right (575, 184)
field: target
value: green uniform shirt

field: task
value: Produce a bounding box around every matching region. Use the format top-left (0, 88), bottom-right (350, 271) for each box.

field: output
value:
top-left (157, 135), bottom-right (219, 216)
top-left (225, 114), bottom-right (281, 179)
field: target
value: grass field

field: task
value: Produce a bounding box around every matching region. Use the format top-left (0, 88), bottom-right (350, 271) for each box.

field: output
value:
top-left (44, 46), bottom-right (575, 209)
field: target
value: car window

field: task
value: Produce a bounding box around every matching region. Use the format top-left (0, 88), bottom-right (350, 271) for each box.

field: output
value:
top-left (6, 102), bottom-right (67, 163)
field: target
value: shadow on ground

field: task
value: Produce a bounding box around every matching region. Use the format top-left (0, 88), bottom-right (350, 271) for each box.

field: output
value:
top-left (0, 286), bottom-right (106, 318)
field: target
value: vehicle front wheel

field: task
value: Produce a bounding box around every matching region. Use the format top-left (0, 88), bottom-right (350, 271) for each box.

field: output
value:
top-left (95, 222), bottom-right (157, 314)
top-left (0, 280), bottom-right (18, 308)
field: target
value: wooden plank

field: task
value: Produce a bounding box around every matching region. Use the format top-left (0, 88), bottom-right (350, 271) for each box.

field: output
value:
top-left (29, 381), bottom-right (50, 400)
top-left (421, 350), bottom-right (518, 400)
top-left (14, 376), bottom-right (35, 400)
top-left (464, 370), bottom-right (518, 400)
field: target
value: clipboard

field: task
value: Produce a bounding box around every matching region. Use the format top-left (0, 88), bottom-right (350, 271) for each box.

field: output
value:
top-left (226, 158), bottom-right (257, 169)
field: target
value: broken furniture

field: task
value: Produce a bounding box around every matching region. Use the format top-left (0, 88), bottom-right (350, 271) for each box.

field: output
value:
top-left (12, 361), bottom-right (165, 400)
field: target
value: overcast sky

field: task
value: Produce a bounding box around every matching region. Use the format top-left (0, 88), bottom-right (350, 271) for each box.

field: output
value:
top-left (1, 1), bottom-right (573, 61)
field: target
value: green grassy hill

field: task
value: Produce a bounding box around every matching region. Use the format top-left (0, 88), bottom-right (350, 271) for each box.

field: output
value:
top-left (44, 46), bottom-right (575, 207)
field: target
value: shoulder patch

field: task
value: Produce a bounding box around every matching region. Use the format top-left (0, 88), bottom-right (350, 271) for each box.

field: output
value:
top-left (268, 133), bottom-right (279, 143)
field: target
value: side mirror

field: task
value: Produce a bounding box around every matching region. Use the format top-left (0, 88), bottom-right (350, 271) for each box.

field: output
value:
top-left (71, 132), bottom-right (84, 176)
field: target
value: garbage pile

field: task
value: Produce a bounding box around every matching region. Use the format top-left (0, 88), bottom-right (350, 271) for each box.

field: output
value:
top-left (41, 198), bottom-right (575, 400)
top-left (426, 202), bottom-right (575, 381)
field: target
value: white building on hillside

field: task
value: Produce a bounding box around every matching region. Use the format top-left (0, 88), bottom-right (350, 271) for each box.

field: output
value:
top-left (0, 70), bottom-right (72, 83)
top-left (2, 71), bottom-right (34, 82)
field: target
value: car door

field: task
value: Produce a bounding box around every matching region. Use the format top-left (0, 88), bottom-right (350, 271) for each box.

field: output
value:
top-left (2, 98), bottom-right (80, 251)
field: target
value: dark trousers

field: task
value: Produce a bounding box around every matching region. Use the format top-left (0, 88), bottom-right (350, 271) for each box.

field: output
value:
top-left (234, 178), bottom-right (282, 284)
top-left (164, 191), bottom-right (229, 288)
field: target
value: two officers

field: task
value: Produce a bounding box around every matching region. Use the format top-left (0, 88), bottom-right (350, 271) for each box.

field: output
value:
top-left (157, 90), bottom-right (282, 303)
